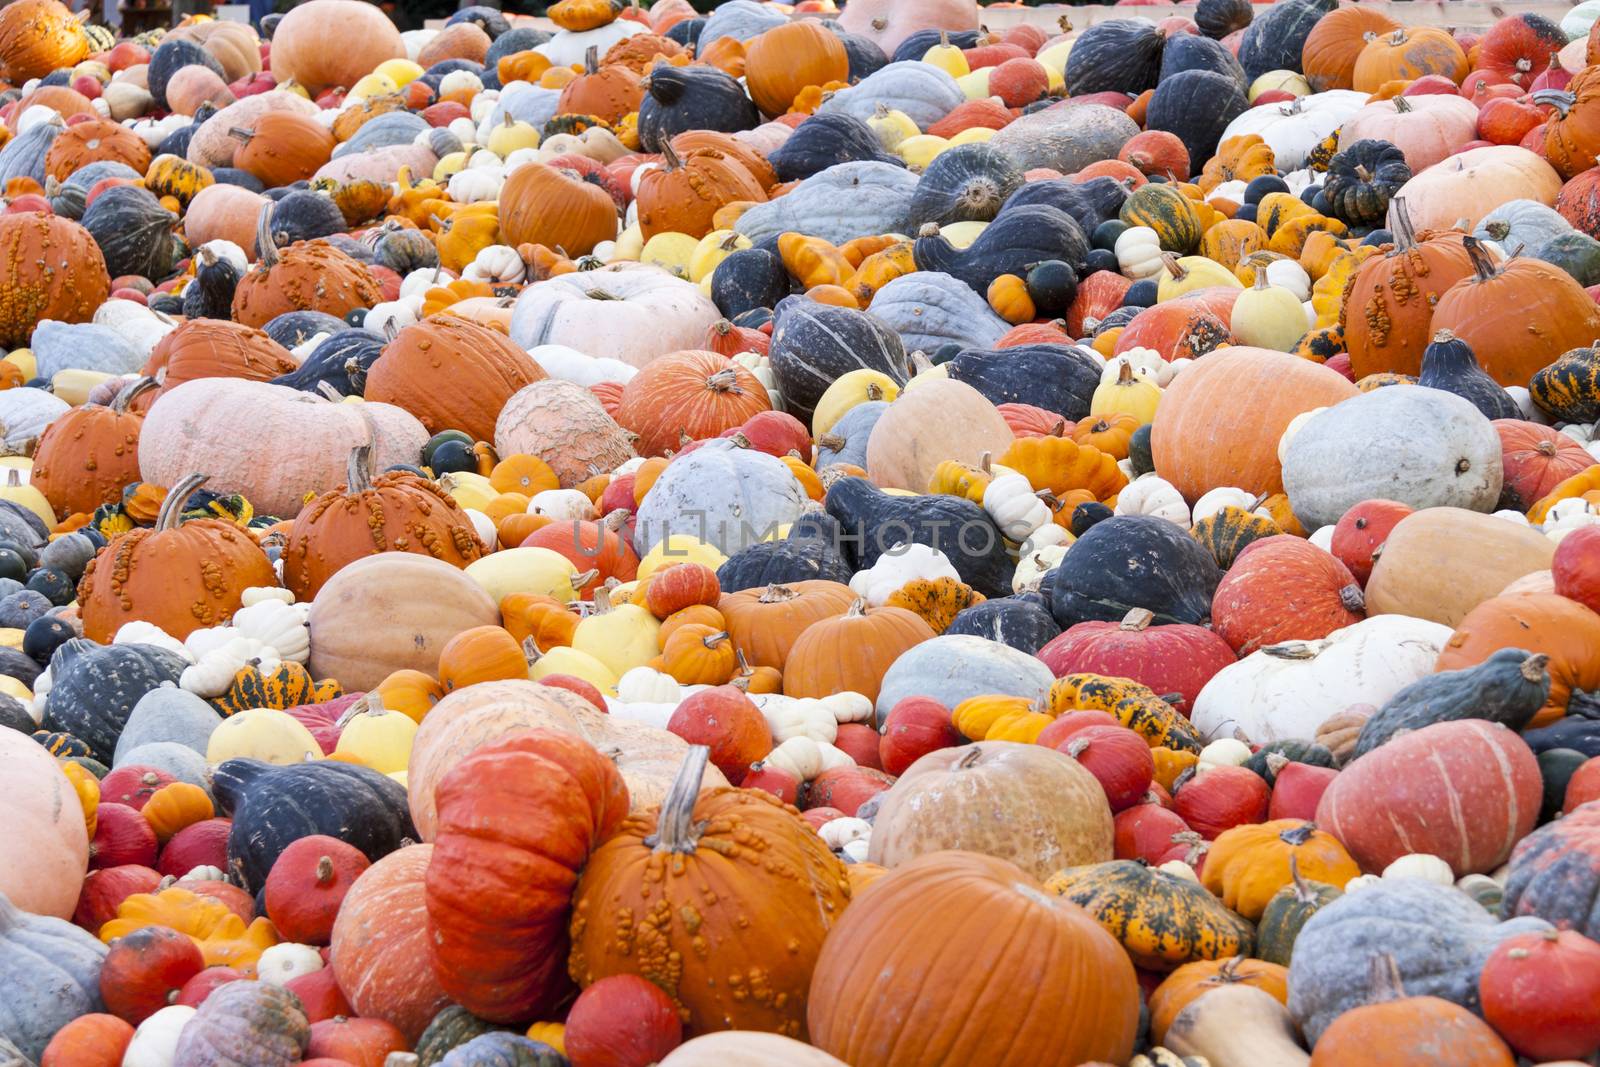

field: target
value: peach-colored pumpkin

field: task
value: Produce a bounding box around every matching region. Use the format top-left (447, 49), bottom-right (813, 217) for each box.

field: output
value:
top-left (165, 64), bottom-right (235, 116)
top-left (268, 0), bottom-right (406, 95)
top-left (865, 378), bottom-right (1014, 491)
top-left (1391, 145), bottom-right (1562, 231)
top-left (167, 19), bottom-right (263, 83)
top-left (0, 728), bottom-right (88, 919)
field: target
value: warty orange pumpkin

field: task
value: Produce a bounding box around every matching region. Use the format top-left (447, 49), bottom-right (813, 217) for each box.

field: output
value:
top-left (365, 316), bottom-right (547, 442)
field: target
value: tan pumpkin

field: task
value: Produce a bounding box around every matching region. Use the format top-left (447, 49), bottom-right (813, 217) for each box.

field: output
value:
top-left (867, 741), bottom-right (1114, 881)
top-left (782, 600), bottom-right (935, 703)
top-left (167, 19), bottom-right (264, 82)
top-left (866, 378), bottom-right (1014, 492)
top-left (1366, 507), bottom-right (1557, 626)
top-left (268, 0), bottom-right (406, 94)
top-left (308, 553), bottom-right (500, 691)
top-left (182, 182), bottom-right (269, 251)
top-left (416, 21), bottom-right (491, 67)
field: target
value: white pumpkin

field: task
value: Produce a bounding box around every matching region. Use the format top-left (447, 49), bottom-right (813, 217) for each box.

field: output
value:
top-left (982, 473), bottom-right (1052, 541)
top-left (1220, 90), bottom-right (1368, 170)
top-left (462, 244), bottom-right (526, 284)
top-left (763, 735), bottom-right (854, 781)
top-left (1382, 854), bottom-right (1456, 884)
top-left (1197, 737), bottom-right (1253, 771)
top-left (849, 542), bottom-right (961, 605)
top-left (1116, 474), bottom-right (1192, 526)
top-left (1114, 225), bottom-right (1164, 280)
top-left (614, 666), bottom-right (681, 704)
top-left (1012, 543), bottom-right (1067, 593)
top-left (528, 344), bottom-right (638, 386)
top-left (1192, 615), bottom-right (1454, 743)
top-left (256, 942), bottom-right (324, 986)
top-left (751, 694), bottom-right (838, 744)
top-left (510, 264), bottom-right (721, 369)
top-left (1192, 486), bottom-right (1256, 524)
top-left (122, 1005), bottom-right (197, 1067)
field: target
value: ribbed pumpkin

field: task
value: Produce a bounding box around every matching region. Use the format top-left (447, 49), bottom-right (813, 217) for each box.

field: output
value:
top-left (498, 162), bottom-right (618, 256)
top-left (781, 600), bottom-right (936, 702)
top-left (1211, 535), bottom-right (1366, 655)
top-left (613, 350), bottom-right (770, 456)
top-left (807, 850), bottom-right (1139, 1067)
top-left (43, 120), bottom-right (151, 184)
top-left (283, 445), bottom-right (485, 601)
top-left (1300, 5), bottom-right (1400, 91)
top-left (569, 746), bottom-right (851, 1039)
top-left (1541, 65), bottom-right (1600, 181)
top-left (426, 729), bottom-right (629, 1024)
top-left (1150, 348), bottom-right (1358, 502)
top-left (743, 20), bottom-right (849, 118)
top-left (230, 112), bottom-right (337, 189)
top-left (1429, 236), bottom-right (1600, 387)
top-left (718, 580), bottom-right (856, 670)
top-left (366, 316), bottom-right (546, 442)
top-left (0, 0), bottom-right (88, 82)
top-left (1344, 199), bottom-right (1476, 379)
top-left (635, 143), bottom-right (766, 241)
top-left (329, 843), bottom-right (451, 1043)
top-left (78, 473), bottom-right (278, 643)
top-left (1351, 27), bottom-right (1468, 93)
top-left (143, 318), bottom-right (298, 394)
top-left (0, 212), bottom-right (110, 347)
top-left (232, 205), bottom-right (381, 327)
top-left (1493, 419), bottom-right (1598, 511)
top-left (31, 377), bottom-right (153, 518)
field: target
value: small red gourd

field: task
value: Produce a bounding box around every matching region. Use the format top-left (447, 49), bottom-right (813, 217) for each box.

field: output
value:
top-left (1035, 710), bottom-right (1122, 749)
top-left (1567, 757), bottom-right (1600, 813)
top-left (665, 684), bottom-right (771, 785)
top-left (802, 765), bottom-right (896, 815)
top-left (538, 674), bottom-right (608, 711)
top-left (1480, 929), bottom-right (1600, 1061)
top-left (284, 965), bottom-right (355, 1022)
top-left (99, 925), bottom-right (206, 1025)
top-left (1267, 762), bottom-right (1338, 822)
top-left (1113, 803), bottom-right (1192, 863)
top-left (305, 1015), bottom-right (409, 1067)
top-left (73, 865), bottom-right (162, 932)
top-left (175, 966), bottom-right (246, 1008)
top-left (157, 817), bottom-right (232, 878)
top-left (742, 762), bottom-right (801, 804)
top-left (564, 974), bottom-right (684, 1067)
top-left (878, 696), bottom-right (960, 776)
top-left (1330, 499), bottom-right (1413, 585)
top-left (98, 766), bottom-right (175, 810)
top-left (263, 834), bottom-right (372, 945)
top-left (832, 722), bottom-right (883, 769)
top-left (89, 803), bottom-right (158, 870)
top-left (1060, 725), bottom-right (1155, 812)
top-left (1174, 766), bottom-right (1271, 839)
top-left (1553, 525), bottom-right (1600, 615)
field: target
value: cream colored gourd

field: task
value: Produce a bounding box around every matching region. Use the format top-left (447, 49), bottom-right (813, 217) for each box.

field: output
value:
top-left (812, 370), bottom-right (901, 438)
top-left (570, 587), bottom-right (660, 678)
top-left (1164, 985), bottom-right (1311, 1066)
top-left (206, 708), bottom-right (322, 765)
top-left (1382, 854), bottom-right (1456, 884)
top-left (1116, 227), bottom-right (1165, 280)
top-left (1115, 475), bottom-right (1191, 525)
top-left (866, 378), bottom-right (1014, 492)
top-left (1091, 362), bottom-right (1161, 425)
top-left (983, 473), bottom-right (1052, 541)
top-left (1157, 253), bottom-right (1243, 301)
top-left (527, 644), bottom-right (617, 691)
top-left (1364, 507), bottom-right (1556, 626)
top-left (1232, 267), bottom-right (1309, 351)
top-left (463, 546), bottom-right (592, 604)
top-left (334, 696), bottom-right (419, 774)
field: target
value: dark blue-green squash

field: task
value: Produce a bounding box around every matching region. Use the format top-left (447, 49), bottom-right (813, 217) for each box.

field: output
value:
top-left (272, 330), bottom-right (386, 397)
top-left (1064, 18), bottom-right (1166, 97)
top-left (436, 1032), bottom-right (568, 1066)
top-left (1243, 739), bottom-right (1336, 786)
top-left (42, 640), bottom-right (189, 761)
top-left (1237, 0), bottom-right (1336, 80)
top-left (262, 311), bottom-right (350, 349)
top-left (944, 343), bottom-right (1101, 422)
top-left (81, 186), bottom-right (182, 281)
top-left (1004, 177), bottom-right (1132, 237)
top-left (1145, 68), bottom-right (1251, 169)
top-left (638, 65), bottom-right (759, 152)
top-left (1351, 648), bottom-right (1552, 758)
top-left (945, 591), bottom-right (1060, 653)
top-left (907, 143), bottom-right (1023, 231)
top-left (913, 204), bottom-right (1088, 296)
top-left (768, 298), bottom-right (908, 424)
top-left (768, 112), bottom-right (904, 183)
top-left (1045, 515), bottom-right (1222, 628)
top-left (180, 248), bottom-right (240, 321)
top-left (825, 476), bottom-right (1013, 597)
top-left (1160, 32), bottom-right (1246, 88)
top-left (262, 190), bottom-right (347, 252)
top-left (716, 511), bottom-right (852, 591)
top-left (1416, 330), bottom-right (1522, 421)
top-left (147, 38), bottom-right (225, 110)
top-left (710, 248), bottom-right (791, 320)
top-left (891, 28), bottom-right (982, 63)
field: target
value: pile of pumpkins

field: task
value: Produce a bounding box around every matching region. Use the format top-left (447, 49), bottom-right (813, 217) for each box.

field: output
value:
top-left (5, 0), bottom-right (1600, 1062)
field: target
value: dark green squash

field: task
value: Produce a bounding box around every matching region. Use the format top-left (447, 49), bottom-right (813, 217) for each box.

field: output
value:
top-left (710, 247), bottom-right (791, 321)
top-left (1533, 230), bottom-right (1600, 287)
top-left (1045, 515), bottom-right (1223, 628)
top-left (271, 330), bottom-right (385, 397)
top-left (211, 167), bottom-right (267, 192)
top-left (1530, 344), bottom-right (1600, 423)
top-left (210, 757), bottom-right (417, 892)
top-left (23, 615), bottom-right (77, 665)
top-left (370, 223), bottom-right (441, 274)
top-left (180, 247), bottom-right (240, 321)
top-left (1003, 176), bottom-right (1132, 236)
top-left (262, 190), bottom-right (346, 252)
top-left (945, 343), bottom-right (1103, 424)
top-left (1538, 747), bottom-right (1591, 822)
top-left (262, 311), bottom-right (350, 349)
top-left (825, 475), bottom-right (1014, 597)
top-left (436, 1032), bottom-right (568, 1066)
top-left (0, 693), bottom-right (33, 734)
top-left (1196, 0), bottom-right (1253, 39)
top-left (1499, 801), bottom-right (1600, 938)
top-left (0, 590), bottom-right (49, 630)
top-left (637, 65), bottom-right (759, 152)
top-left (830, 26), bottom-right (888, 81)
top-left (147, 37), bottom-right (225, 110)
top-left (81, 186), bottom-right (183, 281)
top-left (913, 204), bottom-right (1089, 297)
top-left (767, 112), bottom-right (904, 183)
top-left (1416, 329), bottom-right (1522, 421)
top-left (416, 1005), bottom-right (502, 1067)
top-left (1069, 501), bottom-right (1114, 537)
top-left (768, 297), bottom-right (909, 423)
top-left (1352, 648), bottom-right (1551, 759)
top-left (1025, 260), bottom-right (1078, 315)
top-left (945, 591), bottom-right (1061, 654)
top-left (1064, 18), bottom-right (1166, 97)
top-left (1238, 0), bottom-right (1336, 80)
top-left (0, 645), bottom-right (42, 688)
top-left (1242, 739), bottom-right (1336, 786)
top-left (47, 160), bottom-right (140, 220)
top-left (1159, 33), bottom-right (1245, 88)
top-left (447, 5), bottom-right (511, 37)
top-left (907, 143), bottom-right (1023, 230)
top-left (1324, 140), bottom-right (1410, 228)
top-left (715, 512), bottom-right (853, 591)
top-left (42, 639), bottom-right (189, 762)
top-left (890, 28), bottom-right (982, 63)
top-left (1255, 862), bottom-right (1340, 966)
top-left (1128, 423), bottom-right (1155, 476)
top-left (1145, 69), bottom-right (1251, 172)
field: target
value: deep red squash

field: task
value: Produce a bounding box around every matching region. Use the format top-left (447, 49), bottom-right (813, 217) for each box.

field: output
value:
top-left (1493, 420), bottom-right (1597, 511)
top-left (424, 730), bottom-right (630, 1023)
top-left (1173, 766), bottom-right (1270, 840)
top-left (1113, 803), bottom-right (1194, 864)
top-left (88, 803), bottom-right (157, 870)
top-left (157, 817), bottom-right (232, 878)
top-left (877, 696), bottom-right (961, 776)
top-left (563, 974), bottom-right (685, 1067)
top-left (1480, 928), bottom-right (1600, 1061)
top-left (1472, 13), bottom-right (1567, 89)
top-left (665, 685), bottom-right (771, 785)
top-left (1554, 525), bottom-right (1600, 615)
top-left (1036, 609), bottom-right (1237, 713)
top-left (73, 864), bottom-right (161, 933)
top-left (263, 834), bottom-right (372, 946)
top-left (98, 925), bottom-right (206, 1025)
top-left (1060, 724), bottom-right (1155, 812)
top-left (1316, 719), bottom-right (1541, 874)
top-left (1211, 535), bottom-right (1366, 655)
top-left (1329, 499), bottom-right (1413, 585)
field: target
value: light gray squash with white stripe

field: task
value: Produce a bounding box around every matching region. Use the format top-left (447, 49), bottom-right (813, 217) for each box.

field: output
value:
top-left (1282, 386), bottom-right (1503, 530)
top-left (873, 634), bottom-right (1055, 726)
top-left (634, 439), bottom-right (809, 557)
top-left (869, 272), bottom-right (1009, 355)
top-left (510, 264), bottom-right (721, 368)
top-left (114, 686), bottom-right (222, 763)
top-left (734, 161), bottom-right (918, 247)
top-left (817, 61), bottom-right (965, 129)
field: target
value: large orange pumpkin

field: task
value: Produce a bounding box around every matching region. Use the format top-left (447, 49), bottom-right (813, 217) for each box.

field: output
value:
top-left (366, 316), bottom-right (546, 441)
top-left (1351, 27), bottom-right (1469, 93)
top-left (1150, 348), bottom-right (1358, 503)
top-left (1343, 198), bottom-right (1476, 379)
top-left (743, 20), bottom-right (850, 118)
top-left (806, 850), bottom-right (1140, 1067)
top-left (613, 349), bottom-right (770, 456)
top-left (1429, 237), bottom-right (1600, 387)
top-left (1493, 419), bottom-right (1598, 510)
top-left (717, 580), bottom-right (856, 670)
top-left (1434, 592), bottom-right (1600, 728)
top-left (268, 0), bottom-right (406, 94)
top-left (1538, 65), bottom-right (1600, 181)
top-left (30, 377), bottom-right (153, 518)
top-left (497, 162), bottom-right (618, 256)
top-left (143, 318), bottom-right (298, 394)
top-left (569, 746), bottom-right (851, 1038)
top-left (635, 143), bottom-right (766, 241)
top-left (0, 0), bottom-right (88, 82)
top-left (556, 45), bottom-right (644, 123)
top-left (0, 211), bottom-right (109, 347)
top-left (425, 729), bottom-right (629, 1023)
top-left (671, 129), bottom-right (778, 190)
top-left (1301, 6), bottom-right (1400, 92)
top-left (230, 111), bottom-right (337, 189)
top-left (232, 205), bottom-right (381, 327)
top-left (781, 600), bottom-right (936, 702)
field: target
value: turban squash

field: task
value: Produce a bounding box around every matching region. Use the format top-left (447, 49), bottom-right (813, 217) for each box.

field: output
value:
top-left (569, 746), bottom-right (850, 1038)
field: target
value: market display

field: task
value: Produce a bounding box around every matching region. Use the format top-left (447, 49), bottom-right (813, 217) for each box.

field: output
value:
top-left (2, 0), bottom-right (1600, 1062)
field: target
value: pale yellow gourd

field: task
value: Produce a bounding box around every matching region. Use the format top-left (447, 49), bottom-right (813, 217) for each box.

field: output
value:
top-left (527, 643), bottom-right (618, 691)
top-left (2, 349), bottom-right (35, 380)
top-left (636, 535), bottom-right (726, 579)
top-left (350, 72), bottom-right (399, 100)
top-left (374, 58), bottom-right (424, 86)
top-left (868, 106), bottom-right (920, 150)
top-left (438, 471), bottom-right (497, 512)
top-left (486, 115), bottom-right (541, 157)
top-left (949, 126), bottom-right (996, 146)
top-left (940, 220), bottom-right (988, 249)
top-left (896, 135), bottom-right (949, 170)
top-left (51, 369), bottom-right (113, 407)
top-left (641, 232), bottom-right (699, 279)
top-left (956, 68), bottom-right (992, 100)
top-left (464, 546), bottom-right (593, 604)
top-left (0, 468), bottom-right (53, 526)
top-left (612, 223), bottom-right (645, 262)
top-left (206, 709), bottom-right (321, 765)
top-left (571, 586), bottom-right (660, 677)
top-left (688, 230), bottom-right (751, 283)
top-left (0, 675), bottom-right (30, 701)
top-left (333, 696), bottom-right (419, 774)
top-left (922, 31), bottom-right (969, 78)
top-left (1231, 262), bottom-right (1309, 352)
top-left (813, 370), bottom-right (901, 438)
top-left (1091, 361), bottom-right (1162, 425)
top-left (1157, 253), bottom-right (1243, 302)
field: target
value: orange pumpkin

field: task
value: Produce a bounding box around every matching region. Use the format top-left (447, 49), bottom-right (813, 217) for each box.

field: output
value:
top-left (1351, 27), bottom-right (1468, 93)
top-left (613, 350), bottom-right (770, 456)
top-left (497, 162), bottom-right (618, 256)
top-left (1301, 5), bottom-right (1401, 91)
top-left (1435, 593), bottom-right (1600, 729)
top-left (634, 142), bottom-right (766, 241)
top-left (743, 19), bottom-right (849, 118)
top-left (781, 600), bottom-right (935, 702)
top-left (365, 316), bottom-right (547, 441)
top-left (556, 45), bottom-right (644, 124)
top-left (1149, 957), bottom-right (1290, 1044)
top-left (43, 119), bottom-right (151, 183)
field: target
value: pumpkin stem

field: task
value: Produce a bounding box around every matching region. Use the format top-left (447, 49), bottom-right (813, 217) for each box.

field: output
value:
top-left (155, 473), bottom-right (208, 531)
top-left (845, 597), bottom-right (868, 619)
top-left (1461, 236), bottom-right (1498, 283)
top-left (645, 745), bottom-right (710, 853)
top-left (254, 203), bottom-right (279, 268)
top-left (1119, 608), bottom-right (1153, 631)
top-left (315, 856), bottom-right (334, 885)
top-left (109, 376), bottom-right (158, 413)
top-left (817, 432), bottom-right (845, 452)
top-left (1279, 821), bottom-right (1317, 847)
top-left (590, 586), bottom-right (614, 614)
top-left (659, 140), bottom-right (682, 172)
top-left (1160, 252), bottom-right (1186, 281)
top-left (346, 444), bottom-right (374, 493)
top-left (865, 382), bottom-right (884, 402)
top-left (1368, 954), bottom-right (1409, 1004)
top-left (758, 583), bottom-right (796, 604)
top-left (1532, 88), bottom-right (1574, 116)
top-left (1338, 583), bottom-right (1365, 613)
top-left (910, 350), bottom-right (934, 374)
top-left (228, 126), bottom-right (256, 144)
top-left (1387, 197), bottom-right (1417, 252)
top-left (1261, 640), bottom-right (1321, 661)
top-left (583, 44), bottom-right (600, 75)
top-left (1115, 360), bottom-right (1134, 385)
top-left (706, 368), bottom-right (741, 392)
top-left (1392, 96), bottom-right (1412, 114)
top-left (1519, 653), bottom-right (1551, 684)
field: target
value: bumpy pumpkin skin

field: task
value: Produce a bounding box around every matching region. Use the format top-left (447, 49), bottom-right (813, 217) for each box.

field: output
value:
top-left (0, 212), bottom-right (110, 348)
top-left (569, 749), bottom-right (851, 1039)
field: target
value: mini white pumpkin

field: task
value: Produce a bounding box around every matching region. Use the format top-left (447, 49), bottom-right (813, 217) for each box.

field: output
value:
top-left (763, 736), bottom-right (853, 781)
top-left (615, 666), bottom-right (681, 704)
top-left (447, 166), bottom-right (504, 204)
top-left (982, 472), bottom-right (1052, 541)
top-left (256, 942), bottom-right (324, 986)
top-left (1192, 486), bottom-right (1256, 523)
top-left (1114, 225), bottom-right (1164, 280)
top-left (1308, 525), bottom-right (1336, 551)
top-left (1278, 406), bottom-right (1327, 463)
top-left (462, 244), bottom-right (527, 284)
top-left (1115, 474), bottom-right (1191, 525)
top-left (849, 542), bottom-right (961, 605)
top-left (818, 816), bottom-right (872, 850)
top-left (230, 598), bottom-right (310, 664)
top-left (751, 694), bottom-right (838, 744)
top-left (1197, 737), bottom-right (1252, 771)
top-left (1019, 524), bottom-right (1072, 556)
top-left (528, 488), bottom-right (597, 520)
top-left (364, 297), bottom-right (423, 335)
top-left (439, 70), bottom-right (484, 100)
top-left (122, 1005), bottom-right (197, 1067)
top-left (113, 621), bottom-right (191, 661)
top-left (1012, 543), bottom-right (1067, 593)
top-left (530, 344), bottom-right (637, 386)
top-left (1381, 853), bottom-right (1455, 884)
